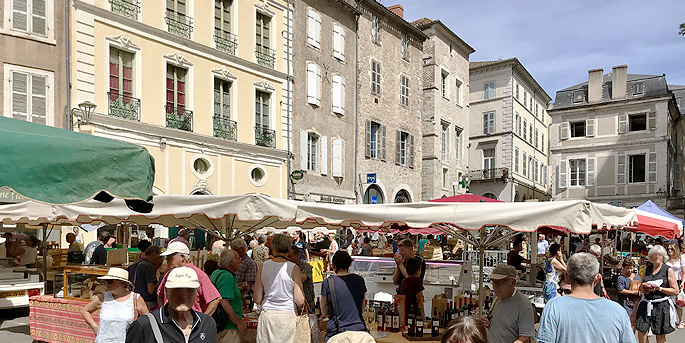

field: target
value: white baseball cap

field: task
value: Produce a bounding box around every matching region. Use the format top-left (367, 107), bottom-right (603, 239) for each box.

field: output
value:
top-left (165, 266), bottom-right (200, 289)
top-left (161, 241), bottom-right (190, 256)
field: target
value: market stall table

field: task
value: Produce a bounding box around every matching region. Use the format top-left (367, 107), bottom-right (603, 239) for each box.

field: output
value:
top-left (30, 294), bottom-right (99, 343)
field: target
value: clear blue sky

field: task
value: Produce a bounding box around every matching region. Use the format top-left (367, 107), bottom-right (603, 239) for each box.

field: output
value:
top-left (396, 0), bottom-right (685, 101)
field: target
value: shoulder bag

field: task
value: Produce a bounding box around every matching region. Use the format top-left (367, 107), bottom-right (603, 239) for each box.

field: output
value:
top-left (211, 270), bottom-right (231, 332)
top-left (293, 294), bottom-right (313, 343)
top-left (146, 311), bottom-right (164, 343)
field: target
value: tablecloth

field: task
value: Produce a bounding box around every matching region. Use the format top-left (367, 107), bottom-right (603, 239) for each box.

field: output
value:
top-left (30, 295), bottom-right (98, 343)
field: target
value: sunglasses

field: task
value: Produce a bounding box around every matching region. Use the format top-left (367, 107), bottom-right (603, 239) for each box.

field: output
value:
top-left (102, 279), bottom-right (115, 285)
top-left (557, 288), bottom-right (572, 295)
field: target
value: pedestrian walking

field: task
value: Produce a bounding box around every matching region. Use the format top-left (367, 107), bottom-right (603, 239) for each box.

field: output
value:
top-left (321, 251), bottom-right (367, 341)
top-left (127, 245), bottom-right (162, 311)
top-left (664, 241), bottom-right (683, 328)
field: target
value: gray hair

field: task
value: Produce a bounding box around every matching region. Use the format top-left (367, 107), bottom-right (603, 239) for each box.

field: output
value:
top-left (229, 238), bottom-right (248, 250)
top-left (271, 234), bottom-right (292, 254)
top-left (257, 234), bottom-right (267, 244)
top-left (647, 245), bottom-right (668, 261)
top-left (567, 252), bottom-right (599, 286)
top-left (217, 249), bottom-right (237, 269)
top-left (589, 244), bottom-right (602, 256)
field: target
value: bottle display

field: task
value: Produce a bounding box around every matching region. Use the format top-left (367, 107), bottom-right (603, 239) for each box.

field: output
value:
top-left (467, 294), bottom-right (474, 315)
top-left (391, 304), bottom-right (400, 333)
top-left (416, 311), bottom-right (424, 337)
top-left (368, 301), bottom-right (377, 331)
top-left (443, 302), bottom-right (451, 327)
top-left (451, 300), bottom-right (458, 321)
top-left (384, 303), bottom-right (392, 332)
top-left (376, 302), bottom-right (385, 332)
top-left (407, 304), bottom-right (416, 337)
top-left (424, 317), bottom-right (431, 337)
top-left (431, 307), bottom-right (440, 337)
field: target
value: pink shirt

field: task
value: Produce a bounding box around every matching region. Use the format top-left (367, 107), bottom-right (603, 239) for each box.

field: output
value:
top-left (157, 262), bottom-right (220, 313)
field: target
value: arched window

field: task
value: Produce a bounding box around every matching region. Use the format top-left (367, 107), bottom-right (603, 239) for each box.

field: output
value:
top-left (482, 192), bottom-right (498, 200)
top-left (363, 185), bottom-right (384, 204)
top-left (394, 189), bottom-right (411, 203)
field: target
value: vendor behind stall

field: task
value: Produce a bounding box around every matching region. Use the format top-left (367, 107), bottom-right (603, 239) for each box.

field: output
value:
top-left (507, 235), bottom-right (530, 271)
top-left (84, 231), bottom-right (111, 265)
top-left (393, 238), bottom-right (426, 293)
top-left (11, 235), bottom-right (39, 267)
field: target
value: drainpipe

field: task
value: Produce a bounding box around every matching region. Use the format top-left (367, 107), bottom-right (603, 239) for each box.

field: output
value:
top-left (285, 0), bottom-right (292, 199)
top-left (66, 0), bottom-right (71, 130)
top-left (353, 14), bottom-right (360, 204)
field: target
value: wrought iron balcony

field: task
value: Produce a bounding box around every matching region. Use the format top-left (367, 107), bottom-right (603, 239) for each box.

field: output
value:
top-left (165, 11), bottom-right (193, 39)
top-left (213, 115), bottom-right (237, 141)
top-left (165, 105), bottom-right (193, 131)
top-left (468, 167), bottom-right (509, 181)
top-left (214, 29), bottom-right (238, 55)
top-left (255, 45), bottom-right (276, 69)
top-left (109, 0), bottom-right (140, 20)
top-left (107, 92), bottom-right (141, 121)
top-left (255, 125), bottom-right (275, 148)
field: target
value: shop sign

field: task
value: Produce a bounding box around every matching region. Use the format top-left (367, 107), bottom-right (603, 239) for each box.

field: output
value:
top-left (291, 170), bottom-right (304, 180)
top-left (0, 187), bottom-right (25, 203)
top-left (366, 173), bottom-right (377, 184)
top-left (320, 195), bottom-right (346, 204)
top-left (310, 260), bottom-right (325, 283)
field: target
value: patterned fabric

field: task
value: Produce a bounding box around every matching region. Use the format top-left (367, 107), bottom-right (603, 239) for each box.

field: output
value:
top-left (237, 254), bottom-right (257, 284)
top-left (543, 258), bottom-right (559, 303)
top-left (252, 244), bottom-right (269, 265)
top-left (30, 295), bottom-right (100, 343)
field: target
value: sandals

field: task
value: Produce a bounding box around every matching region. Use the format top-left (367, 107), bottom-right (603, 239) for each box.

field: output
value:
top-left (679, 322), bottom-right (685, 329)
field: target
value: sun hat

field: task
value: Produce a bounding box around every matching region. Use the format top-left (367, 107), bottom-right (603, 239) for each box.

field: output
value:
top-left (97, 267), bottom-right (131, 284)
top-left (165, 266), bottom-right (200, 289)
top-left (160, 241), bottom-right (191, 256)
top-left (489, 263), bottom-right (517, 280)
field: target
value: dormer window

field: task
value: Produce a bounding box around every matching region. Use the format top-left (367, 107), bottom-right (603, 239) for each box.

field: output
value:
top-left (572, 90), bottom-right (585, 103)
top-left (633, 82), bottom-right (644, 95)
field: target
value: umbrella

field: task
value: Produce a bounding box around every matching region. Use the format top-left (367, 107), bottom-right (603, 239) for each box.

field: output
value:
top-left (0, 116), bottom-right (155, 204)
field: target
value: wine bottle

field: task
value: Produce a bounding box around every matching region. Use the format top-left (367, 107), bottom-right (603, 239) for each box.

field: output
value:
top-left (376, 302), bottom-right (385, 332)
top-left (384, 303), bottom-right (392, 332)
top-left (451, 300), bottom-right (458, 321)
top-left (407, 304), bottom-right (416, 337)
top-left (368, 301), bottom-right (377, 331)
top-left (467, 294), bottom-right (474, 315)
top-left (424, 316), bottom-right (431, 337)
top-left (457, 298), bottom-right (463, 317)
top-left (431, 307), bottom-right (440, 337)
top-left (443, 301), bottom-right (451, 327)
top-left (362, 301), bottom-right (369, 323)
top-left (416, 310), bottom-right (424, 337)
top-left (391, 304), bottom-right (400, 333)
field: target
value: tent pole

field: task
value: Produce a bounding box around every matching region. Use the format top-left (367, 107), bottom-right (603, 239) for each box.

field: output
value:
top-left (478, 226), bottom-right (485, 316)
top-left (42, 223), bottom-right (48, 292)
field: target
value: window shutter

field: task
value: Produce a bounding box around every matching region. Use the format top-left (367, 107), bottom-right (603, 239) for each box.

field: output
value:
top-left (380, 124), bottom-right (387, 161)
top-left (616, 154), bottom-right (626, 184)
top-left (674, 160), bottom-right (681, 191)
top-left (333, 24), bottom-right (345, 61)
top-left (315, 64), bottom-right (321, 106)
top-left (395, 130), bottom-right (401, 165)
top-left (300, 130), bottom-right (308, 169)
top-left (365, 120), bottom-right (371, 158)
top-left (11, 72), bottom-right (29, 121)
top-left (320, 136), bottom-right (328, 175)
top-left (307, 10), bottom-right (315, 46)
top-left (332, 139), bottom-right (344, 178)
top-left (543, 165), bottom-right (548, 186)
top-left (409, 134), bottom-right (415, 168)
top-left (586, 119), bottom-right (595, 137)
top-left (648, 111), bottom-right (657, 130)
top-left (314, 11), bottom-right (321, 48)
top-left (31, 0), bottom-right (46, 36)
top-left (332, 75), bottom-right (342, 114)
top-left (307, 64), bottom-right (317, 106)
top-left (648, 152), bottom-right (657, 183)
top-left (31, 74), bottom-right (47, 124)
top-left (339, 27), bottom-right (345, 60)
top-left (587, 158), bottom-right (595, 186)
top-left (12, 0), bottom-right (29, 32)
top-left (490, 112), bottom-right (496, 133)
top-left (618, 114), bottom-right (628, 133)
top-left (340, 77), bottom-right (345, 115)
top-left (559, 160), bottom-right (568, 189)
top-left (560, 122), bottom-right (569, 140)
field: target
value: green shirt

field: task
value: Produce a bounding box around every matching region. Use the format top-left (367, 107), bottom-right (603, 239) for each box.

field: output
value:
top-left (210, 269), bottom-right (243, 330)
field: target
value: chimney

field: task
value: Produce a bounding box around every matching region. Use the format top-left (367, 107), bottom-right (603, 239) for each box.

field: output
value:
top-left (387, 4), bottom-right (404, 18)
top-left (612, 65), bottom-right (628, 99)
top-left (588, 68), bottom-right (603, 103)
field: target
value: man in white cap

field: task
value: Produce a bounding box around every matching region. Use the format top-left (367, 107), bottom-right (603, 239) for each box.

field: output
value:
top-left (169, 228), bottom-right (191, 248)
top-left (126, 266), bottom-right (217, 343)
top-left (157, 241), bottom-right (221, 315)
top-left (487, 263), bottom-right (535, 343)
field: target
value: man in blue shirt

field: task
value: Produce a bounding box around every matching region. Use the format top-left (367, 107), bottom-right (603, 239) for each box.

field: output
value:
top-left (537, 234), bottom-right (549, 255)
top-left (536, 252), bottom-right (636, 343)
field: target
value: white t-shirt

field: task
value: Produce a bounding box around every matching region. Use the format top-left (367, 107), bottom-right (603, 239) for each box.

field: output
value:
top-left (667, 259), bottom-right (682, 281)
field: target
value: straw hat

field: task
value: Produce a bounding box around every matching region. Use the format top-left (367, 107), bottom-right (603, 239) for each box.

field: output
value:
top-left (97, 267), bottom-right (131, 284)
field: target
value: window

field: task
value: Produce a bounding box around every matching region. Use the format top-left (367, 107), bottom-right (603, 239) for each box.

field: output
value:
top-left (395, 130), bottom-right (414, 167)
top-left (572, 90), bottom-right (585, 103)
top-left (515, 147), bottom-right (519, 173)
top-left (307, 9), bottom-right (321, 49)
top-left (255, 13), bottom-right (273, 68)
top-left (166, 0), bottom-right (192, 38)
top-left (535, 103), bottom-right (539, 117)
top-left (400, 75), bottom-right (409, 107)
top-left (455, 79), bottom-right (462, 106)
top-left (529, 157), bottom-right (534, 180)
top-left (542, 109), bottom-right (545, 124)
top-left (332, 75), bottom-right (345, 115)
top-left (516, 84), bottom-right (519, 99)
top-left (371, 15), bottom-right (380, 44)
top-left (543, 164), bottom-right (547, 186)
top-left (255, 90), bottom-right (270, 129)
top-left (629, 113), bottom-right (647, 132)
top-left (366, 120), bottom-right (385, 160)
top-left (214, 0), bottom-right (236, 53)
top-left (534, 159), bottom-right (539, 182)
top-left (399, 131), bottom-right (408, 166)
top-left (307, 63), bottom-right (321, 106)
top-left (109, 47), bottom-right (134, 102)
top-left (166, 64), bottom-right (186, 111)
top-left (455, 127), bottom-right (462, 162)
top-left (522, 152), bottom-right (527, 177)
top-left (484, 82), bottom-right (495, 100)
top-left (443, 168), bottom-right (448, 188)
top-left (483, 111), bottom-right (495, 134)
top-left (529, 124), bottom-right (533, 145)
top-left (569, 159), bottom-right (586, 186)
top-left (570, 121), bottom-right (586, 138)
top-left (10, 0), bottom-right (47, 36)
top-left (535, 129), bottom-right (539, 149)
top-left (9, 69), bottom-right (48, 124)
top-left (529, 97), bottom-right (533, 112)
top-left (213, 78), bottom-right (231, 118)
top-left (306, 133), bottom-right (318, 171)
top-left (523, 120), bottom-right (527, 141)
top-left (401, 34), bottom-right (409, 60)
top-left (524, 92), bottom-right (527, 108)
top-left (441, 122), bottom-right (450, 160)
top-left (633, 82), bottom-right (644, 95)
top-left (371, 60), bottom-right (381, 95)
top-left (441, 70), bottom-right (449, 99)
top-left (629, 154), bottom-right (646, 183)
top-left (483, 148), bottom-right (495, 171)
top-left (516, 114), bottom-right (521, 136)
top-left (541, 133), bottom-right (545, 152)
top-left (333, 24), bottom-right (345, 61)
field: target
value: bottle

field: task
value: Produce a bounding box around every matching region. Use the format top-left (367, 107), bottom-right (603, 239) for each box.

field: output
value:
top-left (391, 304), bottom-right (400, 333)
top-left (457, 298), bottom-right (464, 317)
top-left (384, 303), bottom-right (392, 332)
top-left (368, 301), bottom-right (377, 331)
top-left (416, 308), bottom-right (424, 337)
top-left (362, 301), bottom-right (369, 323)
top-left (444, 301), bottom-right (452, 327)
top-left (431, 307), bottom-right (440, 337)
top-left (424, 316), bottom-right (431, 337)
top-left (407, 304), bottom-right (416, 337)
top-left (467, 294), bottom-right (474, 315)
top-left (451, 300), bottom-right (458, 321)
top-left (377, 303), bottom-right (385, 332)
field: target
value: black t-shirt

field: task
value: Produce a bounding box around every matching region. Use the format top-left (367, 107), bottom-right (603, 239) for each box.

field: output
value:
top-left (294, 240), bottom-right (307, 261)
top-left (127, 258), bottom-right (158, 302)
top-left (91, 245), bottom-right (107, 265)
top-left (396, 255), bottom-right (426, 289)
top-left (399, 276), bottom-right (425, 312)
top-left (507, 250), bottom-right (525, 270)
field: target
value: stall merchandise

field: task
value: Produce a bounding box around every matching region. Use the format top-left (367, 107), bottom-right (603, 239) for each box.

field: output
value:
top-left (30, 295), bottom-right (100, 343)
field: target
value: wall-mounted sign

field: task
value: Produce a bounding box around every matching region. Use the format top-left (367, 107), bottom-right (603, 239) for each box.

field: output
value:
top-left (366, 173), bottom-right (377, 184)
top-left (291, 170), bottom-right (304, 180)
top-left (320, 195), bottom-right (346, 204)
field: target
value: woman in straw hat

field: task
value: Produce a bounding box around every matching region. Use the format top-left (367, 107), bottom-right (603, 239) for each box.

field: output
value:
top-left (81, 267), bottom-right (149, 343)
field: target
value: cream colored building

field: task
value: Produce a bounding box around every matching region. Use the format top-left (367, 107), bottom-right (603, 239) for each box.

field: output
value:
top-left (70, 0), bottom-right (291, 198)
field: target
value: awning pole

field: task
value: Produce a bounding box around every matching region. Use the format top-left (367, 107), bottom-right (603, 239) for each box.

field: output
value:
top-left (478, 226), bottom-right (485, 316)
top-left (42, 223), bottom-right (48, 291)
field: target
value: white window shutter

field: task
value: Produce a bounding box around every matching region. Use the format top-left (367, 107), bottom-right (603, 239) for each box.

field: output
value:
top-left (586, 119), bottom-right (595, 137)
top-left (307, 10), bottom-right (316, 47)
top-left (648, 112), bottom-right (657, 130)
top-left (31, 74), bottom-right (47, 124)
top-left (380, 125), bottom-right (387, 161)
top-left (587, 157), bottom-right (595, 186)
top-left (339, 28), bottom-right (345, 60)
top-left (559, 160), bottom-right (568, 189)
top-left (618, 114), bottom-right (628, 133)
top-left (616, 154), bottom-right (626, 184)
top-left (307, 64), bottom-right (317, 106)
top-left (315, 64), bottom-right (321, 106)
top-left (333, 25), bottom-right (345, 61)
top-left (648, 152), bottom-right (657, 183)
top-left (340, 77), bottom-right (345, 115)
top-left (314, 12), bottom-right (321, 48)
top-left (300, 130), bottom-right (308, 169)
top-left (320, 136), bottom-right (328, 175)
top-left (332, 75), bottom-right (342, 114)
top-left (332, 139), bottom-right (344, 178)
top-left (560, 122), bottom-right (569, 140)
top-left (31, 0), bottom-right (46, 36)
top-left (12, 0), bottom-right (28, 31)
top-left (11, 71), bottom-right (29, 121)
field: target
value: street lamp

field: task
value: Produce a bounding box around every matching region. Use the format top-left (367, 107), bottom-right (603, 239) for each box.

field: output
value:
top-left (77, 101), bottom-right (97, 124)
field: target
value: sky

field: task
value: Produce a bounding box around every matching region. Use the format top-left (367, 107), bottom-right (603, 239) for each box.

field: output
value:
top-left (397, 0), bottom-right (685, 102)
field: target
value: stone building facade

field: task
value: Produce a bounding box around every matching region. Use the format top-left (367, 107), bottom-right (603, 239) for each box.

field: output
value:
top-left (1, 0), bottom-right (68, 129)
top-left (355, 2), bottom-right (427, 204)
top-left (549, 65), bottom-right (684, 211)
top-left (468, 58), bottom-right (552, 202)
top-left (291, 0), bottom-right (359, 204)
top-left (411, 18), bottom-right (474, 200)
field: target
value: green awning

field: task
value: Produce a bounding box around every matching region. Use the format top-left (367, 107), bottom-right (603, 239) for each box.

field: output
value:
top-left (0, 116), bottom-right (155, 204)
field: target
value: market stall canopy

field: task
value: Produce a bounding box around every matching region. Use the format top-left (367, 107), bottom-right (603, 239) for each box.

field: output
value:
top-left (0, 116), bottom-right (155, 204)
top-left (632, 209), bottom-right (682, 239)
top-left (428, 194), bottom-right (503, 203)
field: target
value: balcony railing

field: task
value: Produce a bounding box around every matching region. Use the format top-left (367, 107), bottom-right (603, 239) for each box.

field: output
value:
top-left (214, 29), bottom-right (238, 55)
top-left (165, 105), bottom-right (193, 131)
top-left (468, 167), bottom-right (509, 181)
top-left (165, 11), bottom-right (193, 39)
top-left (213, 115), bottom-right (237, 141)
top-left (109, 0), bottom-right (140, 20)
top-left (255, 45), bottom-right (276, 69)
top-left (107, 92), bottom-right (141, 121)
top-left (255, 125), bottom-right (275, 148)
